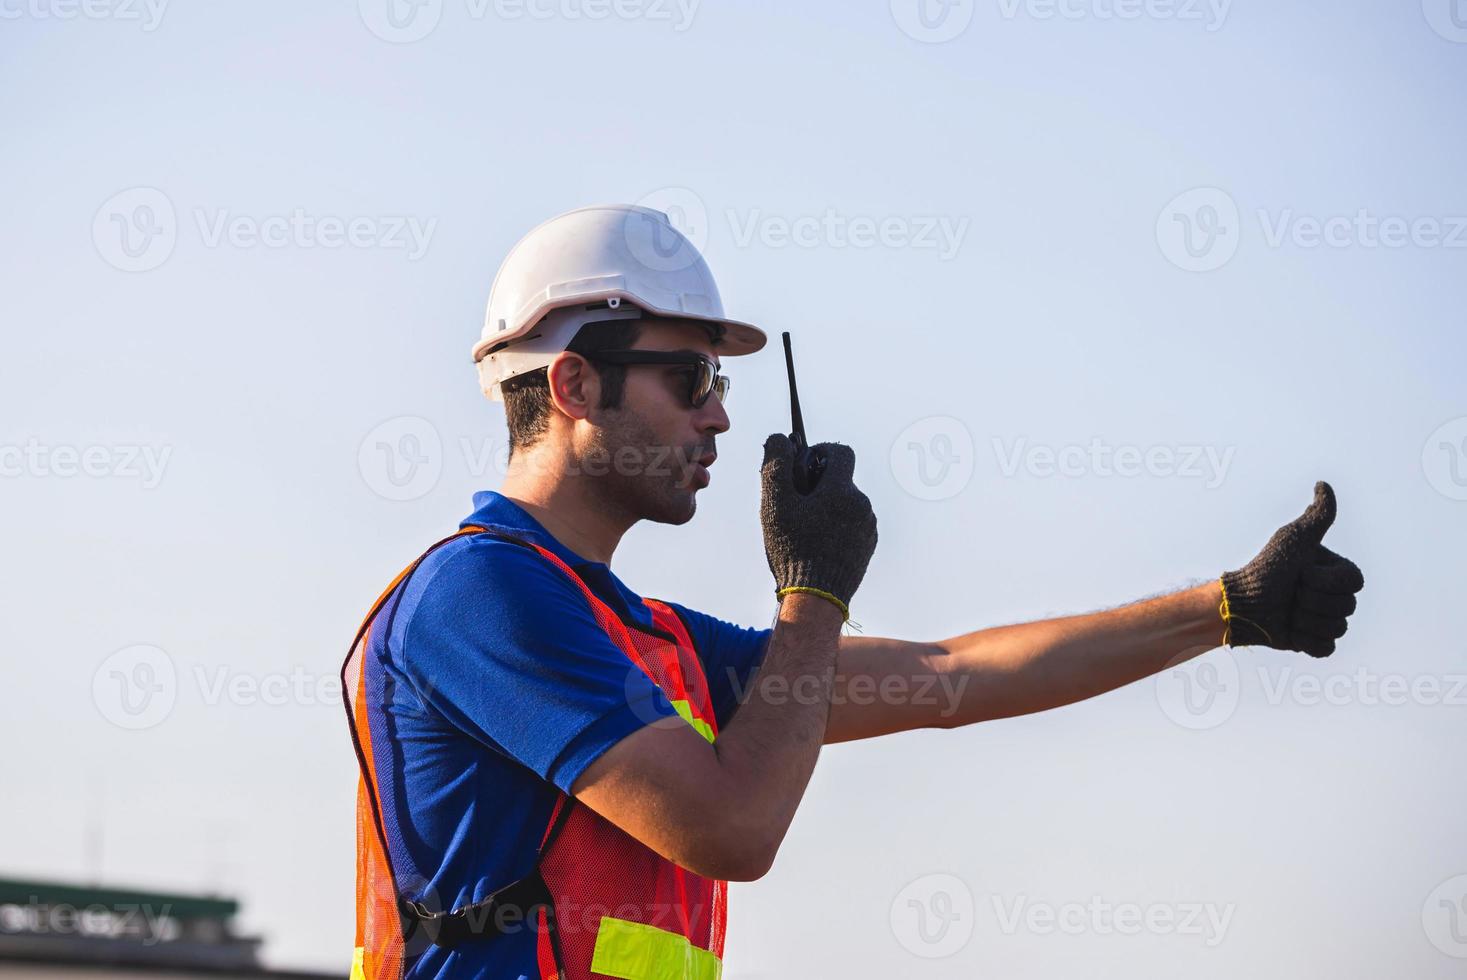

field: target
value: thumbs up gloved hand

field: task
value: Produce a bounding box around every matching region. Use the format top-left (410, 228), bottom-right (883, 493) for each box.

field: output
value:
top-left (1221, 481), bottom-right (1364, 657)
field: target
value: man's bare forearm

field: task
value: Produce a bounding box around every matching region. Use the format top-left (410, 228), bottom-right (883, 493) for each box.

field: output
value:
top-left (707, 593), bottom-right (844, 866)
top-left (824, 582), bottom-right (1224, 743)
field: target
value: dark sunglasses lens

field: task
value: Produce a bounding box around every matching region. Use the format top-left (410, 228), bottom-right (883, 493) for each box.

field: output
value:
top-left (689, 362), bottom-right (715, 406)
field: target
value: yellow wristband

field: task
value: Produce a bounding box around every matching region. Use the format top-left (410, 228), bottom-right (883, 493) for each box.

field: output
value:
top-left (1217, 575), bottom-right (1274, 648)
top-left (1217, 576), bottom-right (1232, 647)
top-left (775, 586), bottom-right (850, 623)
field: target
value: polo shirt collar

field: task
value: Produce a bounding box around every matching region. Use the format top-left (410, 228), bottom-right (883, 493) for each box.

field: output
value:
top-left (461, 491), bottom-right (660, 631)
top-left (461, 491), bottom-right (596, 569)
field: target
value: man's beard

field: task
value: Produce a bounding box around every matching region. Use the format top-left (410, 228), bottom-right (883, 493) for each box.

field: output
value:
top-left (583, 406), bottom-right (708, 527)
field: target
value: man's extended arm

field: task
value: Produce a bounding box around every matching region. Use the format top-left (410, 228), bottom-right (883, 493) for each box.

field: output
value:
top-left (824, 583), bottom-right (1220, 744)
top-left (824, 482), bottom-right (1364, 745)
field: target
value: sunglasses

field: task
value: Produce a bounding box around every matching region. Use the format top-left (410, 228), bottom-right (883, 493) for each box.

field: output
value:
top-left (580, 350), bottom-right (731, 408)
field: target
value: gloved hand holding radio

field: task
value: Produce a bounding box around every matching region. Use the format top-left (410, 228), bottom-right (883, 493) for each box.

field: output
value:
top-left (760, 433), bottom-right (878, 621)
top-left (1221, 481), bottom-right (1365, 657)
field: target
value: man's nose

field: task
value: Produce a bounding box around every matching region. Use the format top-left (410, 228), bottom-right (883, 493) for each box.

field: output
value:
top-left (697, 391), bottom-right (731, 435)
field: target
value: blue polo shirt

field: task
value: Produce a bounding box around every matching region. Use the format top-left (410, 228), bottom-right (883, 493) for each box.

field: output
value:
top-left (362, 491), bottom-right (771, 980)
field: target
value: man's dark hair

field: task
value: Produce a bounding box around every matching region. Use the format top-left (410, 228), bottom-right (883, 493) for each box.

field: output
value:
top-left (501, 317), bottom-right (642, 457)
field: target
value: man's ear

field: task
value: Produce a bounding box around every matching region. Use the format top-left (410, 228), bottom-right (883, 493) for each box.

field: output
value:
top-left (546, 352), bottom-right (599, 421)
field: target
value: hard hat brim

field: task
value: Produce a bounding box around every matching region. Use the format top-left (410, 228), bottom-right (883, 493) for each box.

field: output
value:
top-left (472, 287), bottom-right (767, 363)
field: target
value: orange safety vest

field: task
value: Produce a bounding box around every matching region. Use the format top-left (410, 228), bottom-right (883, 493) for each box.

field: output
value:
top-left (342, 527), bottom-right (727, 980)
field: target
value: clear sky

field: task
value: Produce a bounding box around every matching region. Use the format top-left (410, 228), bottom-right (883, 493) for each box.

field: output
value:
top-left (4, 1), bottom-right (1466, 975)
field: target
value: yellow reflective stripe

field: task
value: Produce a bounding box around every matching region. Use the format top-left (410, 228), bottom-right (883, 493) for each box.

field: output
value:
top-left (589, 916), bottom-right (722, 980)
top-left (670, 699), bottom-right (716, 743)
top-left (349, 947), bottom-right (366, 980)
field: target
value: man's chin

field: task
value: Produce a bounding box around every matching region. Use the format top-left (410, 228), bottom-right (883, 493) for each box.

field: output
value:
top-left (647, 487), bottom-right (698, 526)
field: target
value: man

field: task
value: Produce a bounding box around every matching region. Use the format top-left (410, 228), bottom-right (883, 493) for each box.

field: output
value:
top-left (343, 205), bottom-right (1364, 980)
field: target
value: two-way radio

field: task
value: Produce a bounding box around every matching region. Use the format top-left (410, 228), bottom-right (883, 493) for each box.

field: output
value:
top-left (781, 331), bottom-right (826, 495)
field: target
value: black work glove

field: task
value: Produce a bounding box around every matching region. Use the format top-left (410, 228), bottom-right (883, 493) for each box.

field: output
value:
top-left (760, 433), bottom-right (878, 617)
top-left (1221, 481), bottom-right (1364, 658)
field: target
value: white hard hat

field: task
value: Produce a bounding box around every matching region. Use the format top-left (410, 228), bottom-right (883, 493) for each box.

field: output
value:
top-left (474, 204), bottom-right (767, 400)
